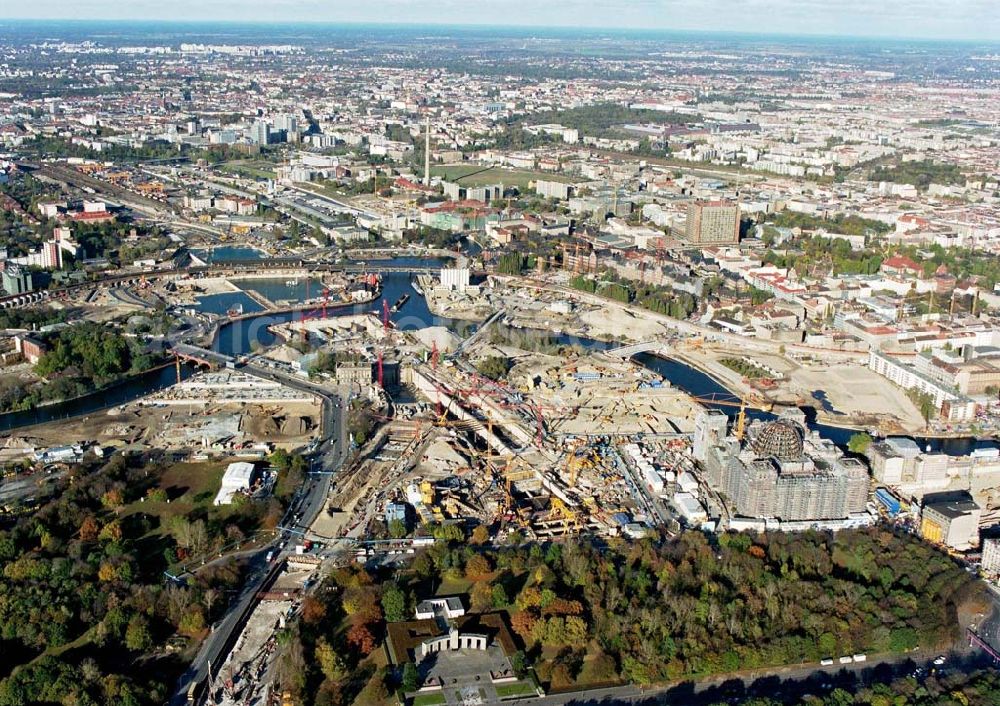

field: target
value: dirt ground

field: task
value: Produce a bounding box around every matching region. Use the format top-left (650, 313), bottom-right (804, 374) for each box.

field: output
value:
top-left (1, 399), bottom-right (319, 458)
top-left (682, 345), bottom-right (926, 433)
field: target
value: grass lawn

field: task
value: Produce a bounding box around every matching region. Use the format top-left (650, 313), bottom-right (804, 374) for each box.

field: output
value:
top-left (411, 694), bottom-right (446, 706)
top-left (219, 161), bottom-right (277, 180)
top-left (430, 165), bottom-right (577, 189)
top-left (494, 682), bottom-right (537, 698)
top-left (435, 575), bottom-right (473, 596)
top-left (120, 461), bottom-right (227, 529)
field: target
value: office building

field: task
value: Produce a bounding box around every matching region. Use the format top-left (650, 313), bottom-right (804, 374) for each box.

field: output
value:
top-left (981, 533), bottom-right (1000, 578)
top-left (442, 182), bottom-right (501, 203)
top-left (250, 120), bottom-right (270, 146)
top-left (686, 200), bottom-right (740, 244)
top-left (694, 409), bottom-right (729, 463)
top-left (920, 491), bottom-right (981, 550)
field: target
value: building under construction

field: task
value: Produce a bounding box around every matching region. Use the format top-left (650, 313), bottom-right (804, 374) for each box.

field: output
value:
top-left (696, 408), bottom-right (870, 522)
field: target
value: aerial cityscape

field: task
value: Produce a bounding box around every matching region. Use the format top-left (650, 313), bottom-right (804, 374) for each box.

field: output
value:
top-left (1, 6), bottom-right (1000, 706)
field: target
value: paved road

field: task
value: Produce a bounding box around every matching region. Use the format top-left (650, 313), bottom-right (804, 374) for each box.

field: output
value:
top-left (523, 650), bottom-right (993, 706)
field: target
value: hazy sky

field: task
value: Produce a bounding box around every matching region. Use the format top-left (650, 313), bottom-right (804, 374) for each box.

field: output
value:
top-left (2, 0), bottom-right (999, 42)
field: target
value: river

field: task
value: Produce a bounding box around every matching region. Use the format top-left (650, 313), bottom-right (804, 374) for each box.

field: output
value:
top-left (0, 260), bottom-right (989, 455)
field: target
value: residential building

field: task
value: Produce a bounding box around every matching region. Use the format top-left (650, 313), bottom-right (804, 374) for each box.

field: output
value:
top-left (686, 201), bottom-right (740, 244)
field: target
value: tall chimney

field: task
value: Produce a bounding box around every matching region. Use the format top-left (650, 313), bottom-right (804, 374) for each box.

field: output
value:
top-left (424, 116), bottom-right (431, 186)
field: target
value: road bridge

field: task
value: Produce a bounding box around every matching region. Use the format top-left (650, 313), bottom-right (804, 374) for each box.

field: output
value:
top-left (172, 343), bottom-right (236, 368)
top-left (604, 338), bottom-right (668, 358)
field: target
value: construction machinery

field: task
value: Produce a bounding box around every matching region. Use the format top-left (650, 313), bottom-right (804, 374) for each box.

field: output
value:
top-left (565, 438), bottom-right (597, 487)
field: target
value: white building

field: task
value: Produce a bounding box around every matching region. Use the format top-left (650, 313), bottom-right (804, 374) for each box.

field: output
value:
top-left (440, 267), bottom-right (470, 292)
top-left (982, 536), bottom-right (1000, 579)
top-left (868, 350), bottom-right (976, 422)
top-left (213, 462), bottom-right (256, 505)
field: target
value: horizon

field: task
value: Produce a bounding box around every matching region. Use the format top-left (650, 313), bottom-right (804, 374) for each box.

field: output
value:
top-left (0, 17), bottom-right (998, 47)
top-left (0, 1), bottom-right (998, 44)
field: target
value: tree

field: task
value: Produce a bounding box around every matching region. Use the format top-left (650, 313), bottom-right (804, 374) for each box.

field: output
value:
top-left (916, 392), bottom-right (937, 427)
top-left (123, 616), bottom-right (152, 652)
top-left (465, 554), bottom-right (492, 580)
top-left (388, 519), bottom-right (408, 539)
top-left (401, 662), bottom-right (420, 692)
top-left (476, 356), bottom-right (511, 381)
top-left (470, 525), bottom-right (490, 545)
top-left (316, 638), bottom-right (348, 682)
top-left (300, 596), bottom-right (327, 625)
top-left (347, 623), bottom-right (376, 656)
top-left (847, 432), bottom-right (873, 455)
top-left (381, 583), bottom-right (407, 623)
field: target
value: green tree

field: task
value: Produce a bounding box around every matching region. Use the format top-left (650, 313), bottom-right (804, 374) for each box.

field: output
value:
top-left (847, 432), bottom-right (874, 455)
top-left (401, 662), bottom-right (420, 692)
top-left (381, 583), bottom-right (407, 622)
top-left (123, 616), bottom-right (152, 652)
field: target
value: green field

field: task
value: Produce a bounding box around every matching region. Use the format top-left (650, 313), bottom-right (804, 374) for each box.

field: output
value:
top-left (120, 461), bottom-right (227, 530)
top-left (411, 694), bottom-right (447, 706)
top-left (430, 164), bottom-right (577, 189)
top-left (495, 682), bottom-right (537, 698)
top-left (219, 160), bottom-right (277, 180)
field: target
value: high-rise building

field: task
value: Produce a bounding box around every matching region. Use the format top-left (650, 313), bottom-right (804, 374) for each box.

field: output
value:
top-left (685, 200), bottom-right (740, 244)
top-left (1, 264), bottom-right (33, 295)
top-left (694, 409), bottom-right (728, 463)
top-left (250, 120), bottom-right (270, 146)
top-left (982, 533), bottom-right (1000, 578)
top-left (440, 267), bottom-right (470, 292)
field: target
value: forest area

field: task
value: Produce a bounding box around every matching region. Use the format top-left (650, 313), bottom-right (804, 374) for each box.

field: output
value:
top-left (264, 526), bottom-right (980, 706)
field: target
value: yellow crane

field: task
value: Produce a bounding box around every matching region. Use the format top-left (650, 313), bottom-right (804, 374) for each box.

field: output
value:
top-left (734, 394), bottom-right (749, 442)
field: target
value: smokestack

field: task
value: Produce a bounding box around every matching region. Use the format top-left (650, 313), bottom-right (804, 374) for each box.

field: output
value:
top-left (424, 116), bottom-right (431, 187)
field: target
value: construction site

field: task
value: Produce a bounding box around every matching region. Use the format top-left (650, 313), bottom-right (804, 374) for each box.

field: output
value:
top-left (296, 300), bottom-right (720, 546)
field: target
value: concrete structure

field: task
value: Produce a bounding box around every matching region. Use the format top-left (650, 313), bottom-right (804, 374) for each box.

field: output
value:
top-left (694, 409), bottom-right (729, 463)
top-left (420, 627), bottom-right (488, 657)
top-left (534, 179), bottom-right (576, 201)
top-left (981, 535), bottom-right (1000, 579)
top-left (214, 461), bottom-right (256, 505)
top-left (920, 490), bottom-right (981, 550)
top-left (1, 264), bottom-right (33, 295)
top-left (686, 200), bottom-right (740, 244)
top-left (442, 182), bottom-right (501, 203)
top-left (440, 267), bottom-right (470, 292)
top-left (868, 350), bottom-right (977, 422)
top-left (335, 363), bottom-right (373, 386)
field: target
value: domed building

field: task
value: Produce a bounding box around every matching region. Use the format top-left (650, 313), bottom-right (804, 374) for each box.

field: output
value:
top-left (749, 419), bottom-right (804, 461)
top-left (695, 409), bottom-right (870, 524)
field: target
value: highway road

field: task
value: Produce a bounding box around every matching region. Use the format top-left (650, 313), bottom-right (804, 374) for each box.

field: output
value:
top-left (169, 368), bottom-right (347, 705)
top-left (523, 650), bottom-right (994, 706)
